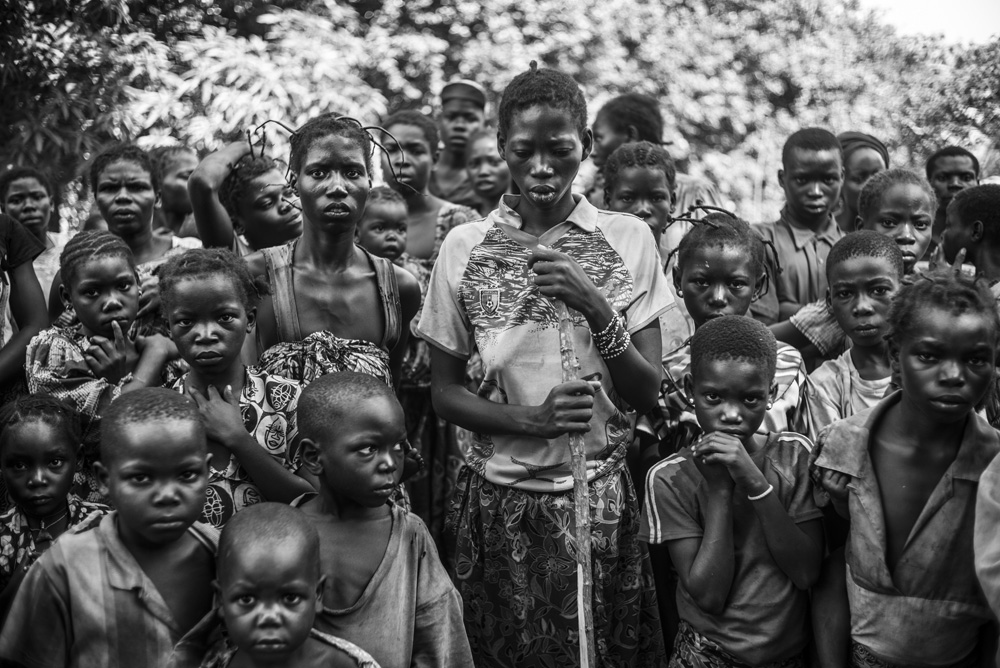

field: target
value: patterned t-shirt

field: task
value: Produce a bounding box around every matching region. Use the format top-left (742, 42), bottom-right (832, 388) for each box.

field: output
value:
top-left (417, 194), bottom-right (674, 492)
top-left (169, 366), bottom-right (302, 527)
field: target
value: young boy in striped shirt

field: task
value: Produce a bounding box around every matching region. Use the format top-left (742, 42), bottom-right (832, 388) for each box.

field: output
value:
top-left (0, 388), bottom-right (218, 668)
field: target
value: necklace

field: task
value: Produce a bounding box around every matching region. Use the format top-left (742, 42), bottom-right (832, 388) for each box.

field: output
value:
top-left (28, 509), bottom-right (69, 545)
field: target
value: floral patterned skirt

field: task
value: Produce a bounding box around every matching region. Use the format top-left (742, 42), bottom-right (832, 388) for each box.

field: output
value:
top-left (447, 464), bottom-right (665, 668)
top-left (669, 621), bottom-right (806, 668)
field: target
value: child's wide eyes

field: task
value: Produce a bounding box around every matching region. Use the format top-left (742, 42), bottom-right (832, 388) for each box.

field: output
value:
top-left (48, 458), bottom-right (66, 469)
top-left (282, 593), bottom-right (304, 605)
top-left (237, 594), bottom-right (256, 606)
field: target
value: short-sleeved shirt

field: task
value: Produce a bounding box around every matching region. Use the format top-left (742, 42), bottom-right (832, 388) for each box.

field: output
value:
top-left (416, 194), bottom-right (674, 491)
top-left (751, 208), bottom-right (843, 323)
top-left (0, 511), bottom-right (219, 668)
top-left (169, 366), bottom-right (303, 527)
top-left (815, 393), bottom-right (999, 666)
top-left (293, 499), bottom-right (473, 668)
top-left (799, 349), bottom-right (890, 441)
top-left (641, 431), bottom-right (822, 665)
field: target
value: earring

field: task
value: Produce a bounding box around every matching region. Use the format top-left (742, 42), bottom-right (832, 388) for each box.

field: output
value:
top-left (766, 401), bottom-right (773, 409)
top-left (676, 289), bottom-right (683, 297)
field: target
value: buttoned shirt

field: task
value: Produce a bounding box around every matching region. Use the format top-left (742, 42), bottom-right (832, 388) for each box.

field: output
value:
top-left (815, 393), bottom-right (998, 666)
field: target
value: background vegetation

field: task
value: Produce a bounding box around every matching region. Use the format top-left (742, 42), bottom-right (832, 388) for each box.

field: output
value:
top-left (2, 0), bottom-right (997, 226)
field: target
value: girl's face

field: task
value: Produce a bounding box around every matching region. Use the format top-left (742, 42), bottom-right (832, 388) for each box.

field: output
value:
top-left (3, 177), bottom-right (51, 238)
top-left (606, 167), bottom-right (674, 240)
top-left (0, 420), bottom-right (77, 519)
top-left (842, 149), bottom-right (886, 216)
top-left (674, 243), bottom-right (760, 329)
top-left (467, 135), bottom-right (510, 202)
top-left (159, 152), bottom-right (198, 215)
top-left (95, 160), bottom-right (158, 239)
top-left (62, 256), bottom-right (139, 339)
top-left (381, 123), bottom-right (436, 196)
top-left (500, 104), bottom-right (591, 214)
top-left (295, 134), bottom-right (370, 232)
top-left (236, 169), bottom-right (302, 250)
top-left (860, 183), bottom-right (934, 273)
top-left (590, 112), bottom-right (627, 169)
top-left (893, 307), bottom-right (996, 423)
top-left (166, 275), bottom-right (253, 377)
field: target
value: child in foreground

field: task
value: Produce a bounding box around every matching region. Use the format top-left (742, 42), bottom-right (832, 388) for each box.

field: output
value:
top-left (200, 503), bottom-right (379, 668)
top-left (160, 249), bottom-right (311, 526)
top-left (0, 388), bottom-right (218, 667)
top-left (814, 269), bottom-right (1000, 667)
top-left (292, 372), bottom-right (471, 668)
top-left (0, 395), bottom-right (109, 621)
top-left (642, 315), bottom-right (823, 667)
top-left (798, 231), bottom-right (902, 439)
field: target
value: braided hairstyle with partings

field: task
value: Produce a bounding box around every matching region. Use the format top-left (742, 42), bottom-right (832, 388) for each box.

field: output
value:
top-left (381, 110), bottom-right (440, 152)
top-left (497, 62), bottom-right (588, 143)
top-left (690, 314), bottom-right (778, 382)
top-left (676, 212), bottom-right (768, 280)
top-left (0, 394), bottom-right (82, 454)
top-left (288, 114), bottom-right (374, 178)
top-left (158, 248), bottom-right (270, 316)
top-left (596, 93), bottom-right (663, 143)
top-left (89, 144), bottom-right (156, 194)
top-left (219, 155), bottom-right (284, 221)
top-left (59, 230), bottom-right (136, 287)
top-left (603, 141), bottom-right (676, 207)
top-left (857, 168), bottom-right (935, 224)
top-left (0, 166), bottom-right (52, 202)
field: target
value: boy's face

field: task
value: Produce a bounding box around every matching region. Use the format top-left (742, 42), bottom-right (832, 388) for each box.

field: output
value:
top-left (302, 394), bottom-right (406, 509)
top-left (590, 112), bottom-right (627, 169)
top-left (439, 99), bottom-right (485, 156)
top-left (689, 358), bottom-right (774, 445)
top-left (779, 148), bottom-right (843, 226)
top-left (3, 177), bottom-right (51, 238)
top-left (893, 308), bottom-right (996, 424)
top-left (95, 160), bottom-right (158, 238)
top-left (218, 541), bottom-right (322, 664)
top-left (859, 183), bottom-right (934, 272)
top-left (500, 104), bottom-right (592, 214)
top-left (0, 420), bottom-right (77, 520)
top-left (167, 275), bottom-right (253, 376)
top-left (674, 244), bottom-right (760, 329)
top-left (942, 200), bottom-right (975, 265)
top-left (826, 256), bottom-right (899, 350)
top-left (61, 256), bottom-right (139, 339)
top-left (467, 135), bottom-right (511, 202)
top-left (236, 170), bottom-right (302, 250)
top-left (606, 167), bottom-right (674, 241)
top-left (929, 155), bottom-right (977, 210)
top-left (381, 124), bottom-right (436, 195)
top-left (96, 419), bottom-right (208, 549)
top-left (355, 201), bottom-right (408, 262)
top-left (159, 152), bottom-right (198, 215)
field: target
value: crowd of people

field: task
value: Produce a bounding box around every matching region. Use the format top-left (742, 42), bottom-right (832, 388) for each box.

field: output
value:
top-left (0, 61), bottom-right (998, 668)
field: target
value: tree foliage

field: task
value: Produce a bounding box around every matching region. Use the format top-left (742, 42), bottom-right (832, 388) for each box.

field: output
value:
top-left (3, 0), bottom-right (998, 225)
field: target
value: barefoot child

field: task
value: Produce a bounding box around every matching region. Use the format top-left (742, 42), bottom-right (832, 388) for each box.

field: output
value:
top-left (814, 270), bottom-right (1000, 667)
top-left (465, 127), bottom-right (511, 217)
top-left (200, 503), bottom-right (379, 668)
top-left (293, 372), bottom-right (471, 667)
top-left (642, 316), bottom-right (823, 667)
top-left (798, 231), bottom-right (903, 439)
top-left (27, 231), bottom-right (178, 501)
top-left (246, 115), bottom-right (421, 387)
top-left (418, 64), bottom-right (670, 665)
top-left (0, 396), bottom-right (109, 621)
top-left (188, 143), bottom-right (302, 255)
top-left (0, 388), bottom-right (218, 667)
top-left (159, 249), bottom-right (312, 526)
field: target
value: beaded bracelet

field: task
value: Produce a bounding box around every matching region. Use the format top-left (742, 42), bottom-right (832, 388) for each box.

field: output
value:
top-left (593, 316), bottom-right (631, 360)
top-left (591, 314), bottom-right (621, 345)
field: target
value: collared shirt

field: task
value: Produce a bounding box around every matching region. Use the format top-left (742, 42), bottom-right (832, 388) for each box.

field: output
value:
top-left (0, 512), bottom-right (219, 668)
top-left (417, 194), bottom-right (674, 491)
top-left (815, 393), bottom-right (998, 666)
top-left (752, 208), bottom-right (844, 323)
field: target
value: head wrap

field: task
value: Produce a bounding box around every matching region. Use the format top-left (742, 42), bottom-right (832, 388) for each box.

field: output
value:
top-left (837, 131), bottom-right (890, 170)
top-left (440, 79), bottom-right (487, 108)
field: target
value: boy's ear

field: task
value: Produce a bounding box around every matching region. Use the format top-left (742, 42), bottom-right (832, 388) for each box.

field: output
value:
top-left (580, 128), bottom-right (594, 161)
top-left (825, 287), bottom-right (832, 309)
top-left (854, 214), bottom-right (865, 232)
top-left (972, 220), bottom-right (985, 243)
top-left (245, 306), bottom-right (257, 333)
top-left (672, 263), bottom-right (682, 295)
top-left (496, 135), bottom-right (506, 161)
top-left (769, 382), bottom-right (779, 407)
top-left (300, 438), bottom-right (323, 476)
top-left (626, 124), bottom-right (640, 142)
top-left (777, 168), bottom-right (785, 189)
top-left (682, 372), bottom-right (694, 399)
top-left (93, 460), bottom-right (110, 497)
top-left (752, 271), bottom-right (768, 302)
top-left (315, 575), bottom-right (326, 612)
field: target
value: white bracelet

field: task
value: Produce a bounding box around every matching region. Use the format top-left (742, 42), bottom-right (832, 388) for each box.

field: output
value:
top-left (748, 484), bottom-right (774, 501)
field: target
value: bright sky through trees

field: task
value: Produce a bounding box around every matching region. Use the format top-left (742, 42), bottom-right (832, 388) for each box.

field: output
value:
top-left (860, 0), bottom-right (1000, 43)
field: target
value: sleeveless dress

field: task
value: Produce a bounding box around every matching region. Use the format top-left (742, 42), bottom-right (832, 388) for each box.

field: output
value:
top-left (256, 240), bottom-right (401, 387)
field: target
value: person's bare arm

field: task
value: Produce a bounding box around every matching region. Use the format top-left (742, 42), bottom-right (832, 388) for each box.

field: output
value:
top-left (389, 266), bottom-right (421, 388)
top-left (0, 262), bottom-right (46, 385)
top-left (188, 142), bottom-right (251, 249)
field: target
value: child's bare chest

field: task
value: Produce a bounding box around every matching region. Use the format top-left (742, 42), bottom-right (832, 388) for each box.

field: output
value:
top-left (316, 519), bottom-right (391, 610)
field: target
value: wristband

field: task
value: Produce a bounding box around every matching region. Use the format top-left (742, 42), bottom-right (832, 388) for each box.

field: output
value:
top-left (748, 484), bottom-right (774, 501)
